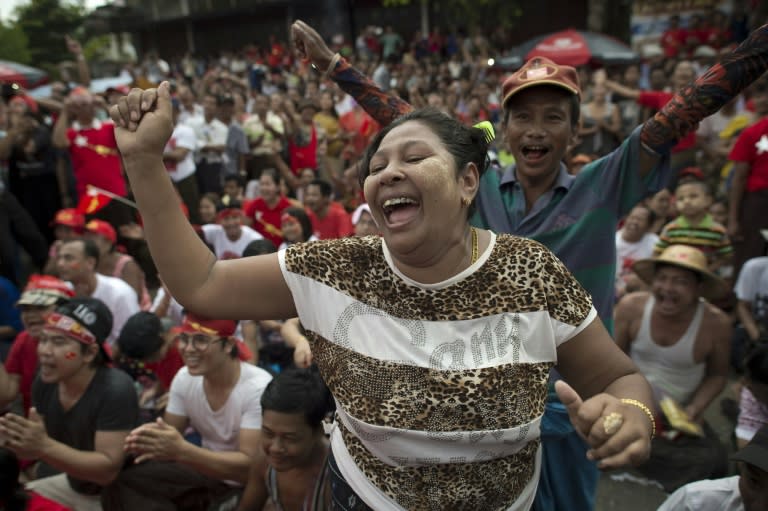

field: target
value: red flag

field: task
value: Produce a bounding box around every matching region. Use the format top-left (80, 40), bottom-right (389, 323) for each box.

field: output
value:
top-left (77, 187), bottom-right (113, 215)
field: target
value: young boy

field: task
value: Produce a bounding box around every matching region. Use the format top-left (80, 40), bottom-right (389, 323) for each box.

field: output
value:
top-left (655, 178), bottom-right (733, 272)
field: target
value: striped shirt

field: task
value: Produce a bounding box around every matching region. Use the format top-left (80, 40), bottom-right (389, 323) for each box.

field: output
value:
top-left (279, 234), bottom-right (595, 510)
top-left (654, 214), bottom-right (733, 264)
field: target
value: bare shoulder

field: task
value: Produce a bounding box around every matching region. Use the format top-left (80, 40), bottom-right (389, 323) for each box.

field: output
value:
top-left (615, 291), bottom-right (651, 318)
top-left (701, 301), bottom-right (732, 334)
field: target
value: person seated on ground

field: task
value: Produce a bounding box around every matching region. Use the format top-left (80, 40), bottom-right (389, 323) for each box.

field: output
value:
top-left (243, 168), bottom-right (294, 249)
top-left (735, 345), bottom-right (768, 449)
top-left (616, 205), bottom-right (659, 300)
top-left (733, 252), bottom-right (768, 368)
top-left (101, 313), bottom-right (273, 511)
top-left (222, 175), bottom-right (245, 206)
top-left (615, 245), bottom-right (731, 491)
top-left (278, 207), bottom-right (318, 250)
top-left (0, 275), bottom-right (73, 415)
top-left (198, 193), bottom-right (221, 226)
top-left (302, 178), bottom-right (353, 240)
top-left (83, 219), bottom-right (151, 310)
top-left (237, 368), bottom-right (332, 511)
top-left (0, 298), bottom-right (138, 511)
top-left (351, 203), bottom-right (378, 237)
top-left (56, 238), bottom-right (139, 346)
top-left (202, 201), bottom-right (264, 260)
top-left (654, 177), bottom-right (733, 273)
top-left (656, 424), bottom-right (768, 511)
top-left (42, 209), bottom-right (84, 277)
top-left (0, 448), bottom-right (71, 511)
top-left (114, 311), bottom-right (184, 423)
top-left (645, 188), bottom-right (675, 235)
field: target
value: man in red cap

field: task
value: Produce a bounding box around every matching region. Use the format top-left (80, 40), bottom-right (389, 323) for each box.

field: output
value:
top-left (102, 312), bottom-right (273, 510)
top-left (84, 219), bottom-right (151, 310)
top-left (290, 19), bottom-right (768, 510)
top-left (44, 208), bottom-right (86, 276)
top-left (0, 275), bottom-right (73, 414)
top-left (0, 297), bottom-right (138, 511)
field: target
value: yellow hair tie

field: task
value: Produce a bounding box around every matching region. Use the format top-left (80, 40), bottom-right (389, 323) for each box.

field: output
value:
top-left (473, 121), bottom-right (495, 144)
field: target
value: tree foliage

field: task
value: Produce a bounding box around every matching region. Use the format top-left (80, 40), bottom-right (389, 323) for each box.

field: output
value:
top-left (14, 0), bottom-right (86, 73)
top-left (0, 21), bottom-right (31, 64)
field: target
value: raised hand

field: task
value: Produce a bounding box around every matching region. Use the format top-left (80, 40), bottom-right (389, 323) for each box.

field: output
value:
top-left (291, 20), bottom-right (336, 71)
top-left (109, 81), bottom-right (174, 162)
top-left (555, 380), bottom-right (651, 470)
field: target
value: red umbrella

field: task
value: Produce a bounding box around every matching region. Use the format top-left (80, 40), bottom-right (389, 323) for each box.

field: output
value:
top-left (0, 60), bottom-right (48, 89)
top-left (516, 29), bottom-right (638, 67)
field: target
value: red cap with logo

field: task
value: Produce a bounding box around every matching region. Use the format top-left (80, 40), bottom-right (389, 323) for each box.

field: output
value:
top-left (51, 208), bottom-right (85, 229)
top-left (501, 57), bottom-right (581, 107)
top-left (16, 274), bottom-right (74, 307)
top-left (85, 219), bottom-right (117, 245)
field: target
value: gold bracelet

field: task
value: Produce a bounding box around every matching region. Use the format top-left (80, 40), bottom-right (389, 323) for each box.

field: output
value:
top-left (620, 398), bottom-right (655, 439)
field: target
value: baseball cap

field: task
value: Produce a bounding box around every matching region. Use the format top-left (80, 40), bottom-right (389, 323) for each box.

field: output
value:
top-left (16, 274), bottom-right (74, 307)
top-left (731, 425), bottom-right (768, 471)
top-left (44, 297), bottom-right (113, 361)
top-left (501, 56), bottom-right (581, 107)
top-left (51, 208), bottom-right (85, 229)
top-left (116, 311), bottom-right (167, 360)
top-left (84, 219), bottom-right (117, 245)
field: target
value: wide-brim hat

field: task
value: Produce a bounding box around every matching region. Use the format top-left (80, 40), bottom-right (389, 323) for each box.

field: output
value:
top-left (632, 245), bottom-right (727, 300)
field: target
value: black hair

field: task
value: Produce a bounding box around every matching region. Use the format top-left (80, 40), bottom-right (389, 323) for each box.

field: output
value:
top-left (260, 368), bottom-right (333, 429)
top-left (259, 167), bottom-right (280, 186)
top-left (675, 178), bottom-right (711, 196)
top-left (502, 85), bottom-right (581, 128)
top-left (116, 311), bottom-right (165, 360)
top-left (358, 108), bottom-right (490, 216)
top-left (242, 239), bottom-right (277, 257)
top-left (745, 344), bottom-right (768, 385)
top-left (64, 238), bottom-right (100, 266)
top-left (224, 174), bottom-right (245, 188)
top-left (0, 448), bottom-right (27, 510)
top-left (282, 206), bottom-right (314, 242)
top-left (308, 178), bottom-right (333, 199)
top-left (631, 203), bottom-right (657, 229)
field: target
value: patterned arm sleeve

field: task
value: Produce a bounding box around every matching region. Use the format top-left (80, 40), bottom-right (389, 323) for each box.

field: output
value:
top-left (331, 57), bottom-right (414, 127)
top-left (641, 23), bottom-right (768, 153)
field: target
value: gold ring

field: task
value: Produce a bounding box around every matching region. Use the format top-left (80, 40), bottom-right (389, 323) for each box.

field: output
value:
top-left (603, 412), bottom-right (624, 435)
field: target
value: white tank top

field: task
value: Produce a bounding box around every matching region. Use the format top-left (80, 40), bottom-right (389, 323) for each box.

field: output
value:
top-left (630, 296), bottom-right (706, 405)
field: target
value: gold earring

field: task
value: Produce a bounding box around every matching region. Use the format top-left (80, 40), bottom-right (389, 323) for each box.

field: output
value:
top-left (462, 197), bottom-right (471, 207)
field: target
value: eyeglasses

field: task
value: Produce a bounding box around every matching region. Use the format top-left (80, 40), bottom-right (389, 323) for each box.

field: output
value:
top-left (176, 333), bottom-right (226, 351)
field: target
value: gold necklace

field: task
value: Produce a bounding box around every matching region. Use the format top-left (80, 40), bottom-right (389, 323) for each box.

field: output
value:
top-left (470, 227), bottom-right (479, 264)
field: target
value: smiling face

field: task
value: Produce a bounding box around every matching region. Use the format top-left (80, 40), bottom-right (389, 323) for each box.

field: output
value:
top-left (56, 241), bottom-right (94, 282)
top-left (363, 120), bottom-right (475, 260)
top-left (503, 87), bottom-right (577, 187)
top-left (176, 332), bottom-right (233, 376)
top-left (622, 206), bottom-right (652, 243)
top-left (261, 410), bottom-right (321, 471)
top-left (651, 265), bottom-right (702, 317)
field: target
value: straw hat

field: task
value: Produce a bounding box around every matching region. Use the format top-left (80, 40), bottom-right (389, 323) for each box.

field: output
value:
top-left (632, 245), bottom-right (726, 300)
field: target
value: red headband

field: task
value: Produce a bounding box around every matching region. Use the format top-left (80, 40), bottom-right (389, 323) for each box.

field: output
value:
top-left (216, 208), bottom-right (243, 222)
top-left (44, 312), bottom-right (97, 346)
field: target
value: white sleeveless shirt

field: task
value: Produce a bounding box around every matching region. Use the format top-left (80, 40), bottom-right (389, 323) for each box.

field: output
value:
top-left (630, 296), bottom-right (706, 404)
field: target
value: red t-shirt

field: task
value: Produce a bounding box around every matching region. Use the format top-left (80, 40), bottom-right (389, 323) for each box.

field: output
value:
top-left (288, 125), bottom-right (318, 174)
top-left (26, 492), bottom-right (72, 511)
top-left (244, 196), bottom-right (293, 248)
top-left (637, 91), bottom-right (697, 152)
top-left (307, 202), bottom-right (354, 240)
top-left (145, 343), bottom-right (184, 391)
top-left (728, 116), bottom-right (768, 192)
top-left (66, 120), bottom-right (126, 199)
top-left (5, 331), bottom-right (39, 413)
top-left (660, 28), bottom-right (686, 57)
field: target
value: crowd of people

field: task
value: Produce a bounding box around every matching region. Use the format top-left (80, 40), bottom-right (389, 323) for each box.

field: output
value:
top-left (0, 8), bottom-right (767, 511)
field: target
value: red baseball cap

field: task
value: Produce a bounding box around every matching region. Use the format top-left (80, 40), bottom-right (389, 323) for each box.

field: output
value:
top-left (16, 274), bottom-right (74, 307)
top-left (51, 208), bottom-right (85, 229)
top-left (501, 57), bottom-right (581, 107)
top-left (84, 219), bottom-right (117, 245)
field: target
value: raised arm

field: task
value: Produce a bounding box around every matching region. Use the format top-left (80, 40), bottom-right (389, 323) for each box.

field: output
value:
top-left (110, 84), bottom-right (297, 321)
top-left (291, 20), bottom-right (413, 127)
top-left (640, 23), bottom-right (768, 175)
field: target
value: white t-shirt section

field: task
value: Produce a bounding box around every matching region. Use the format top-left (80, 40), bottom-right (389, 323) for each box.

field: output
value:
top-left (92, 273), bottom-right (140, 345)
top-left (167, 362), bottom-right (272, 454)
top-left (615, 231), bottom-right (659, 280)
top-left (202, 224), bottom-right (264, 259)
top-left (188, 118), bottom-right (229, 164)
top-left (164, 124), bottom-right (197, 182)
